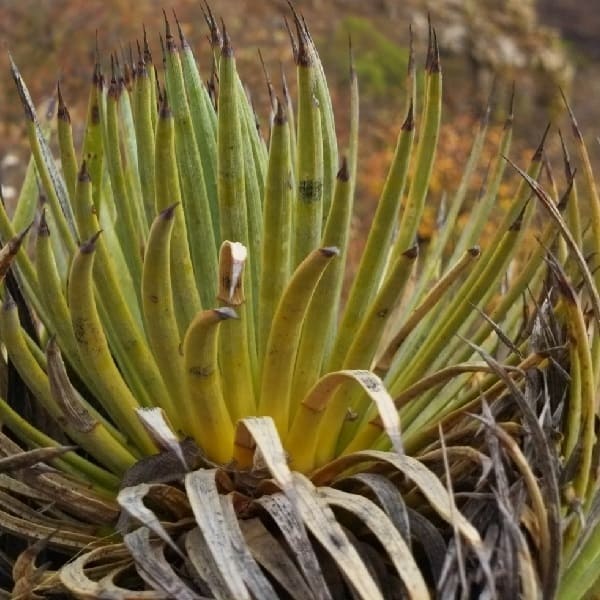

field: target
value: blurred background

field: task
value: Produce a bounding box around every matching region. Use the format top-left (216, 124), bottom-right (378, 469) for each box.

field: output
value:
top-left (0, 0), bottom-right (597, 249)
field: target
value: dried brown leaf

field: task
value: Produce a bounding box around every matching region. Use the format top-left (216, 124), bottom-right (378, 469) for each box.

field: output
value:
top-left (239, 518), bottom-right (314, 600)
top-left (12, 537), bottom-right (49, 600)
top-left (236, 417), bottom-right (292, 489)
top-left (220, 494), bottom-right (278, 599)
top-left (123, 528), bottom-right (201, 599)
top-left (23, 468), bottom-right (120, 524)
top-left (0, 446), bottom-right (75, 473)
top-left (340, 473), bottom-right (410, 545)
top-left (291, 473), bottom-right (384, 600)
top-left (135, 408), bottom-right (192, 470)
top-left (184, 469), bottom-right (251, 600)
top-left (312, 450), bottom-right (482, 549)
top-left (320, 486), bottom-right (429, 599)
top-left (257, 493), bottom-right (332, 600)
top-left (0, 506), bottom-right (98, 551)
top-left (464, 339), bottom-right (561, 598)
top-left (62, 545), bottom-right (165, 598)
top-left (117, 483), bottom-right (182, 556)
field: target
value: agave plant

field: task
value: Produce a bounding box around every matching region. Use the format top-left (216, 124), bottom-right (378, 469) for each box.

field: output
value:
top-left (1, 4), bottom-right (600, 598)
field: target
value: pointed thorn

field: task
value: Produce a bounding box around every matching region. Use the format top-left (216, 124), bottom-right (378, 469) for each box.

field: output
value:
top-left (78, 160), bottom-right (91, 183)
top-left (14, 221), bottom-right (33, 248)
top-left (301, 13), bottom-right (312, 41)
top-left (163, 10), bottom-right (176, 52)
top-left (258, 48), bottom-right (274, 106)
top-left (559, 86), bottom-right (583, 142)
top-left (163, 9), bottom-right (171, 37)
top-left (94, 30), bottom-right (100, 67)
top-left (159, 202), bottom-right (180, 221)
top-left (508, 81), bottom-right (515, 115)
top-left (283, 17), bottom-right (298, 63)
top-left (159, 88), bottom-right (171, 119)
top-left (425, 15), bottom-right (433, 71)
top-left (509, 201), bottom-right (528, 231)
top-left (202, 1), bottom-right (221, 48)
top-left (110, 53), bottom-right (116, 81)
top-left (403, 245), bottom-right (419, 259)
top-left (287, 0), bottom-right (302, 26)
top-left (215, 307), bottom-right (238, 321)
top-left (38, 209), bottom-right (50, 237)
top-left (558, 128), bottom-right (574, 180)
top-left (337, 156), bottom-right (350, 182)
top-left (533, 122), bottom-right (551, 161)
top-left (504, 82), bottom-right (515, 130)
top-left (274, 97), bottom-right (287, 125)
top-left (92, 59), bottom-right (103, 89)
top-left (200, 4), bottom-right (209, 25)
top-left (557, 168), bottom-right (576, 212)
top-left (57, 81), bottom-right (70, 123)
top-left (203, 0), bottom-right (217, 29)
top-left (402, 99), bottom-right (414, 131)
top-left (81, 230), bottom-right (102, 254)
top-left (347, 35), bottom-right (356, 82)
top-left (159, 33), bottom-right (166, 64)
top-left (429, 28), bottom-right (441, 73)
top-left (142, 25), bottom-right (153, 64)
top-left (9, 56), bottom-right (34, 121)
top-left (57, 80), bottom-right (64, 106)
top-left (221, 20), bottom-right (233, 57)
top-left (293, 10), bottom-right (311, 67)
top-left (144, 43), bottom-right (153, 65)
top-left (108, 58), bottom-right (120, 99)
top-left (173, 10), bottom-right (187, 48)
top-left (320, 246), bottom-right (340, 258)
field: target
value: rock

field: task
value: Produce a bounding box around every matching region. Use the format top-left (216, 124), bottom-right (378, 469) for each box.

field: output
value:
top-left (406, 0), bottom-right (573, 90)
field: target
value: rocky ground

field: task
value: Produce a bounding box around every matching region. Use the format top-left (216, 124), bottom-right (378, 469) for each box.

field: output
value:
top-left (538, 0), bottom-right (600, 59)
